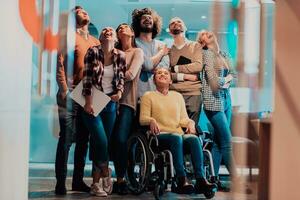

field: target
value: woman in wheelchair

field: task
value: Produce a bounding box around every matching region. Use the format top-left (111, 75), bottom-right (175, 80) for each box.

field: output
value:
top-left (139, 68), bottom-right (217, 194)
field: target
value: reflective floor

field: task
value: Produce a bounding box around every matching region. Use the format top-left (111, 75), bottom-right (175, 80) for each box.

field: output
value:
top-left (29, 178), bottom-right (257, 200)
top-left (28, 164), bottom-right (258, 200)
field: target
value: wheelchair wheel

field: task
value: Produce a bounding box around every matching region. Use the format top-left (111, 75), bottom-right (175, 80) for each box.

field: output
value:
top-left (127, 133), bottom-right (152, 195)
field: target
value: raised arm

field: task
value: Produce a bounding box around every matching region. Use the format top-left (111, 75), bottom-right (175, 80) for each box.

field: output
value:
top-left (142, 43), bottom-right (169, 72)
top-left (157, 45), bottom-right (170, 69)
top-left (153, 44), bottom-right (169, 68)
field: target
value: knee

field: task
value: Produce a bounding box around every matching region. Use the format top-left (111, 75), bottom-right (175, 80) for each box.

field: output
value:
top-left (170, 134), bottom-right (183, 146)
top-left (218, 137), bottom-right (232, 150)
top-left (185, 134), bottom-right (202, 146)
top-left (221, 143), bottom-right (232, 151)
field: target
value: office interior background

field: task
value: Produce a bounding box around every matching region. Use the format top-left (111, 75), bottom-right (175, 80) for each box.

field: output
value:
top-left (0, 0), bottom-right (300, 199)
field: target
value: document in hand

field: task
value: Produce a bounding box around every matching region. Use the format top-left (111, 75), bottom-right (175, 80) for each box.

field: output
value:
top-left (70, 80), bottom-right (111, 117)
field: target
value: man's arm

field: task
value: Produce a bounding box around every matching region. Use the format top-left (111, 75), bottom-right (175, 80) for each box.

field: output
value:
top-left (172, 43), bottom-right (203, 74)
top-left (156, 44), bottom-right (170, 69)
top-left (142, 43), bottom-right (169, 72)
top-left (56, 53), bottom-right (68, 98)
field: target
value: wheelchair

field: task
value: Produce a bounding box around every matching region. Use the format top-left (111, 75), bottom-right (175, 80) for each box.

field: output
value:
top-left (126, 130), bottom-right (217, 199)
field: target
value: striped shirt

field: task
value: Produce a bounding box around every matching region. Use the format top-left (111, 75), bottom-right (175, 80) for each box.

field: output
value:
top-left (201, 49), bottom-right (237, 111)
top-left (82, 46), bottom-right (126, 96)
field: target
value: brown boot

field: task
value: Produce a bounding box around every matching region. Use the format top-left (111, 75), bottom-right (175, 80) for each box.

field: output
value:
top-left (175, 176), bottom-right (194, 194)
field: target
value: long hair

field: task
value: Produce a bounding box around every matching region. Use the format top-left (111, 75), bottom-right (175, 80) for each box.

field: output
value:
top-left (131, 8), bottom-right (162, 39)
top-left (115, 23), bottom-right (137, 50)
top-left (196, 30), bottom-right (208, 49)
top-left (196, 30), bottom-right (219, 51)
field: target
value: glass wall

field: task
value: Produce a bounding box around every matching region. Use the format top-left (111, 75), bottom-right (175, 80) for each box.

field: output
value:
top-left (28, 0), bottom-right (274, 198)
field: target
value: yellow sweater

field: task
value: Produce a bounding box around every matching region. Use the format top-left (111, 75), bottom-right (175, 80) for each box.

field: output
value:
top-left (139, 90), bottom-right (193, 134)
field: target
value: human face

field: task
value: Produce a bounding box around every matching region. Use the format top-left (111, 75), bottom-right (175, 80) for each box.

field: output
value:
top-left (140, 14), bottom-right (154, 32)
top-left (169, 18), bottom-right (185, 35)
top-left (75, 9), bottom-right (90, 26)
top-left (154, 68), bottom-right (172, 87)
top-left (117, 24), bottom-right (134, 39)
top-left (198, 31), bottom-right (216, 47)
top-left (100, 27), bottom-right (117, 43)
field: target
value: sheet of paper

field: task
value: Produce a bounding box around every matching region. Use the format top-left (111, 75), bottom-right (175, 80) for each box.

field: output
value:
top-left (70, 80), bottom-right (111, 117)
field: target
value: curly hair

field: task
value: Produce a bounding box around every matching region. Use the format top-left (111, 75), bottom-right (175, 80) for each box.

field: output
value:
top-left (131, 8), bottom-right (162, 39)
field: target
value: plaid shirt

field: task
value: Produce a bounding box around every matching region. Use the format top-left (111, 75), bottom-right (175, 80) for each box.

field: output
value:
top-left (201, 49), bottom-right (237, 111)
top-left (82, 46), bottom-right (126, 96)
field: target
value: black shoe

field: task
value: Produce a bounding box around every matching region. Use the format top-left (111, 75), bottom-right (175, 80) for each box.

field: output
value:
top-left (195, 178), bottom-right (218, 194)
top-left (72, 181), bottom-right (90, 192)
top-left (55, 183), bottom-right (67, 195)
top-left (174, 176), bottom-right (195, 194)
top-left (112, 181), bottom-right (119, 193)
top-left (217, 180), bottom-right (230, 192)
top-left (117, 181), bottom-right (129, 195)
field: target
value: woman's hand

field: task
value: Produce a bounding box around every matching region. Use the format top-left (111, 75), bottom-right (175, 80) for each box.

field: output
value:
top-left (185, 121), bottom-right (196, 134)
top-left (110, 91), bottom-right (122, 102)
top-left (184, 74), bottom-right (199, 81)
top-left (224, 74), bottom-right (233, 84)
top-left (84, 103), bottom-right (94, 115)
top-left (222, 82), bottom-right (230, 89)
top-left (150, 119), bottom-right (160, 135)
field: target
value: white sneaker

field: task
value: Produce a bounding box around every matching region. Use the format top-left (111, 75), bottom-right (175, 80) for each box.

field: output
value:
top-left (102, 168), bottom-right (113, 195)
top-left (90, 182), bottom-right (107, 197)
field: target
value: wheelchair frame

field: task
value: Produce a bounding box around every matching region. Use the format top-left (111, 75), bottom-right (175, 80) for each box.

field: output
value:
top-left (126, 131), bottom-right (217, 199)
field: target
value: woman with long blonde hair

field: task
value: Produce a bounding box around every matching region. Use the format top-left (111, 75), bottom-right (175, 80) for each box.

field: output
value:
top-left (197, 30), bottom-right (237, 192)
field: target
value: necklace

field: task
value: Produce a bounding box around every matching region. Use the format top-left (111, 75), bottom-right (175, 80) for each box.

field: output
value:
top-left (76, 28), bottom-right (89, 40)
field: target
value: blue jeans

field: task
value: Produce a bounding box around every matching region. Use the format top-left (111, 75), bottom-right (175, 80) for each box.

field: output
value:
top-left (81, 101), bottom-right (116, 172)
top-left (157, 133), bottom-right (185, 177)
top-left (55, 93), bottom-right (89, 183)
top-left (157, 133), bottom-right (205, 179)
top-left (182, 134), bottom-right (205, 179)
top-left (111, 105), bottom-right (134, 179)
top-left (204, 91), bottom-right (237, 177)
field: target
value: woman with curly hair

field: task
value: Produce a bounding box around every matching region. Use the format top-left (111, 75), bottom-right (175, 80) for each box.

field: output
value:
top-left (131, 8), bottom-right (169, 98)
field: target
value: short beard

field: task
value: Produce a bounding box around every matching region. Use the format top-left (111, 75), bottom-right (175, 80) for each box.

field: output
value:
top-left (171, 29), bottom-right (183, 35)
top-left (77, 18), bottom-right (89, 27)
top-left (140, 26), bottom-right (153, 33)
